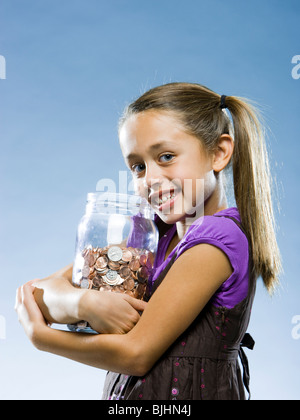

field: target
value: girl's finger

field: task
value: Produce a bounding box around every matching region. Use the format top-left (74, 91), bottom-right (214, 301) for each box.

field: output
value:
top-left (123, 294), bottom-right (148, 311)
top-left (15, 280), bottom-right (38, 312)
top-left (14, 286), bottom-right (22, 311)
top-left (22, 283), bottom-right (36, 309)
top-left (24, 279), bottom-right (40, 287)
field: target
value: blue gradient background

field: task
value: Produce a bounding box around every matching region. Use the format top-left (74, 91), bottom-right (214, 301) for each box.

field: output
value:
top-left (0, 0), bottom-right (299, 400)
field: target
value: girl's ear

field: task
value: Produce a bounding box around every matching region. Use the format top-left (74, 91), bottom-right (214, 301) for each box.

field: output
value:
top-left (212, 134), bottom-right (234, 173)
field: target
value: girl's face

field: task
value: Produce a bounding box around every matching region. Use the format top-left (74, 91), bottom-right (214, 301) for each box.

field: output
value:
top-left (119, 111), bottom-right (218, 225)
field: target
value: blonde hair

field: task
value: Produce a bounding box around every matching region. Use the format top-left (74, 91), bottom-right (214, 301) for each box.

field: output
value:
top-left (120, 82), bottom-right (282, 293)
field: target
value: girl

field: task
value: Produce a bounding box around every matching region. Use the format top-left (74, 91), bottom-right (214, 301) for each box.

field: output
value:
top-left (15, 82), bottom-right (282, 400)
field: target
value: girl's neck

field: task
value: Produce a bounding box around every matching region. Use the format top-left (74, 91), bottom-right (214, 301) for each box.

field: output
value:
top-left (176, 182), bottom-right (228, 240)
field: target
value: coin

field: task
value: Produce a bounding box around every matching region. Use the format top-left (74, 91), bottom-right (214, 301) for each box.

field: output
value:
top-left (119, 266), bottom-right (131, 279)
top-left (81, 265), bottom-right (90, 278)
top-left (88, 253), bottom-right (96, 267)
top-left (122, 249), bottom-right (133, 262)
top-left (137, 283), bottom-right (146, 298)
top-left (100, 246), bottom-right (108, 255)
top-left (103, 270), bottom-right (120, 286)
top-left (129, 247), bottom-right (138, 256)
top-left (137, 266), bottom-right (149, 283)
top-left (82, 248), bottom-right (90, 258)
top-left (92, 277), bottom-right (102, 288)
top-left (129, 258), bottom-right (140, 271)
top-left (123, 278), bottom-right (135, 291)
top-left (107, 246), bottom-right (123, 262)
top-left (77, 321), bottom-right (88, 329)
top-left (88, 266), bottom-right (95, 277)
top-left (139, 254), bottom-right (148, 266)
top-left (108, 260), bottom-right (121, 270)
top-left (96, 267), bottom-right (109, 276)
top-left (133, 288), bottom-right (139, 298)
top-left (95, 256), bottom-right (108, 270)
top-left (106, 269), bottom-right (118, 281)
top-left (80, 279), bottom-right (91, 289)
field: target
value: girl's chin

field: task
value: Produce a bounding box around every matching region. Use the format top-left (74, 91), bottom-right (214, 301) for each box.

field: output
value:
top-left (154, 205), bottom-right (204, 225)
top-left (155, 211), bottom-right (185, 225)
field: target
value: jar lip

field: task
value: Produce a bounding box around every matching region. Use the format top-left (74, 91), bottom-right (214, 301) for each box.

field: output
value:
top-left (86, 192), bottom-right (155, 217)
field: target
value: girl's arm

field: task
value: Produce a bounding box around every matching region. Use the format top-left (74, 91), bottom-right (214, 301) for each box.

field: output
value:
top-left (32, 264), bottom-right (147, 334)
top-left (16, 243), bottom-right (232, 377)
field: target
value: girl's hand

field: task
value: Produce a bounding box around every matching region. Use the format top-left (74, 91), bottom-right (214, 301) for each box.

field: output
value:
top-left (15, 281), bottom-right (48, 346)
top-left (80, 290), bottom-right (148, 334)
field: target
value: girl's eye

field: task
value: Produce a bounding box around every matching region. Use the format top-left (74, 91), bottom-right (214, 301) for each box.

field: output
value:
top-left (159, 154), bottom-right (174, 163)
top-left (132, 163), bottom-right (145, 174)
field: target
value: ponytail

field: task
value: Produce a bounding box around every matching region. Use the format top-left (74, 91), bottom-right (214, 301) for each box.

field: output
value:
top-left (225, 96), bottom-right (282, 292)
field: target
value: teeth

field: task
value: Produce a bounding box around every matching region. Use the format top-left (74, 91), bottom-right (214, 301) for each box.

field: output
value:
top-left (158, 193), bottom-right (175, 206)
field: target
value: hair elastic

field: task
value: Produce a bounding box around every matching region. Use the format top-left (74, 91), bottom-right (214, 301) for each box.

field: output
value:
top-left (220, 95), bottom-right (228, 109)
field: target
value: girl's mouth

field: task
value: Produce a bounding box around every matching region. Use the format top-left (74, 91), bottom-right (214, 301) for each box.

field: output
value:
top-left (149, 189), bottom-right (179, 213)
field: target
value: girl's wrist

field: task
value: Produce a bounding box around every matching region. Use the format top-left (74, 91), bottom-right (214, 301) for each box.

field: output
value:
top-left (77, 289), bottom-right (94, 323)
top-left (31, 323), bottom-right (50, 351)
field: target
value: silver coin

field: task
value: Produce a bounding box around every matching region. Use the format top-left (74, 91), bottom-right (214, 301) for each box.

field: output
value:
top-left (116, 275), bottom-right (125, 285)
top-left (107, 246), bottom-right (123, 262)
top-left (106, 270), bottom-right (118, 281)
top-left (103, 270), bottom-right (119, 286)
top-left (80, 279), bottom-right (90, 289)
top-left (76, 321), bottom-right (88, 329)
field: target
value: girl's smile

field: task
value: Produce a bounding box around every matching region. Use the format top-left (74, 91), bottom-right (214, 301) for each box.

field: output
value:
top-left (119, 110), bottom-right (227, 230)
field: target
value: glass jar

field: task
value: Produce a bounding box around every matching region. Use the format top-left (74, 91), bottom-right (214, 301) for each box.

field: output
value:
top-left (68, 192), bottom-right (159, 333)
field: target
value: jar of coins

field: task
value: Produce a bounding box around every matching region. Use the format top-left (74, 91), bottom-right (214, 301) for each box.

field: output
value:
top-left (68, 192), bottom-right (159, 333)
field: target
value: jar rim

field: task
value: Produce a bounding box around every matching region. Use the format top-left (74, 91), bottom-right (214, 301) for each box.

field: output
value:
top-left (86, 192), bottom-right (155, 218)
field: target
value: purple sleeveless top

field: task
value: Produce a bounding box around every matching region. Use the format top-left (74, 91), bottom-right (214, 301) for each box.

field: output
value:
top-left (151, 207), bottom-right (249, 309)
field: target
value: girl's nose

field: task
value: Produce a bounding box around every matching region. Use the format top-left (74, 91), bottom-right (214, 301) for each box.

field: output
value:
top-left (143, 163), bottom-right (163, 192)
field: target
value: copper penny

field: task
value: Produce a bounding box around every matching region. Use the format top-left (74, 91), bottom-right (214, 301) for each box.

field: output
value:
top-left (129, 258), bottom-right (140, 271)
top-left (124, 278), bottom-right (135, 291)
top-left (137, 266), bottom-right (149, 283)
top-left (92, 277), bottom-right (102, 288)
top-left (139, 254), bottom-right (148, 266)
top-left (101, 247), bottom-right (109, 255)
top-left (108, 260), bottom-right (121, 270)
top-left (137, 283), bottom-right (146, 298)
top-left (119, 266), bottom-right (131, 279)
top-left (95, 256), bottom-right (108, 270)
top-left (121, 249), bottom-right (133, 262)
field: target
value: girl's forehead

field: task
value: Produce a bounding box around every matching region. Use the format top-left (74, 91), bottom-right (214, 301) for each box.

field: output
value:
top-left (119, 111), bottom-right (187, 148)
